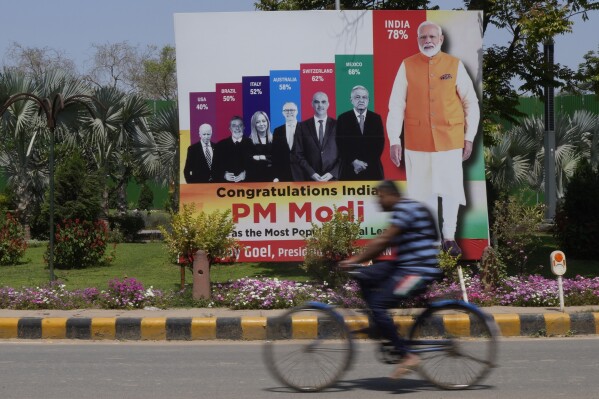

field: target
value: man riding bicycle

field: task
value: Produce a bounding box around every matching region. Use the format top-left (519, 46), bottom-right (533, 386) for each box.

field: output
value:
top-left (339, 180), bottom-right (443, 379)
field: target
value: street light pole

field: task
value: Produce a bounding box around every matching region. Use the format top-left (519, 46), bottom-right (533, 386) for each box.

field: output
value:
top-left (543, 39), bottom-right (557, 221)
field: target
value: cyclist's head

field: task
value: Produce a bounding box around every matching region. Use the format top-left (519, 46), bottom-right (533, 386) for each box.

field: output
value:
top-left (376, 180), bottom-right (402, 211)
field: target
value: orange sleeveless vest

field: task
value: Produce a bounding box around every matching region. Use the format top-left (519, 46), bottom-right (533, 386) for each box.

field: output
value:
top-left (404, 52), bottom-right (465, 152)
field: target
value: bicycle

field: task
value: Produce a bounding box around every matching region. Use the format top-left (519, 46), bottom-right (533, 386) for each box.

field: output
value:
top-left (263, 268), bottom-right (499, 392)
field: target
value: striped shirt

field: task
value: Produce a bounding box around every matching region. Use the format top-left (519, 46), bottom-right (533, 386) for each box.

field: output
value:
top-left (390, 199), bottom-right (440, 270)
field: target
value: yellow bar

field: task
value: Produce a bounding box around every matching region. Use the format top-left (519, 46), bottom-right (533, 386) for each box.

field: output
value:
top-left (493, 314), bottom-right (520, 337)
top-left (241, 317), bottom-right (267, 340)
top-left (140, 318), bottom-right (166, 340)
top-left (42, 318), bottom-right (67, 339)
top-left (91, 318), bottom-right (116, 340)
top-left (191, 317), bottom-right (216, 340)
top-left (344, 315), bottom-right (369, 339)
top-left (393, 315), bottom-right (415, 337)
top-left (292, 315), bottom-right (317, 339)
top-left (443, 314), bottom-right (470, 337)
top-left (0, 318), bottom-right (19, 339)
top-left (544, 313), bottom-right (571, 336)
top-left (594, 313), bottom-right (599, 335)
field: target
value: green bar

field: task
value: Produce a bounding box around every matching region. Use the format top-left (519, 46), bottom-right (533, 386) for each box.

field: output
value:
top-left (335, 55), bottom-right (375, 116)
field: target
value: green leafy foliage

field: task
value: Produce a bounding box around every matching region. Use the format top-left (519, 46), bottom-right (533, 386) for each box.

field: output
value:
top-left (0, 213), bottom-right (27, 265)
top-left (159, 203), bottom-right (239, 266)
top-left (492, 196), bottom-right (545, 275)
top-left (41, 150), bottom-right (103, 224)
top-left (554, 160), bottom-right (599, 258)
top-left (437, 250), bottom-right (466, 284)
top-left (107, 212), bottom-right (145, 242)
top-left (137, 184), bottom-right (154, 211)
top-left (302, 209), bottom-right (361, 288)
top-left (46, 219), bottom-right (113, 269)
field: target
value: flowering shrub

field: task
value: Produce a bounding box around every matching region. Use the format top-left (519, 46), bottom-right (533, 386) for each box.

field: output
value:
top-left (211, 278), bottom-right (366, 310)
top-left (46, 219), bottom-right (113, 269)
top-left (98, 277), bottom-right (164, 309)
top-left (0, 282), bottom-right (100, 310)
top-left (0, 278), bottom-right (163, 310)
top-left (0, 213), bottom-right (27, 265)
top-left (1, 275), bottom-right (598, 310)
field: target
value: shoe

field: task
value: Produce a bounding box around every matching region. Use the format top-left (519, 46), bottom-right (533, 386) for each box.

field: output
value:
top-left (389, 353), bottom-right (420, 379)
top-left (442, 240), bottom-right (462, 257)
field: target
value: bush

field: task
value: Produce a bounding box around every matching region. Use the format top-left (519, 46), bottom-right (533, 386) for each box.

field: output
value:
top-left (0, 213), bottom-right (28, 265)
top-left (141, 210), bottom-right (171, 230)
top-left (302, 208), bottom-right (361, 288)
top-left (42, 150), bottom-right (103, 223)
top-left (138, 184), bottom-right (154, 211)
top-left (46, 219), bottom-right (114, 269)
top-left (160, 203), bottom-right (240, 266)
top-left (554, 160), bottom-right (599, 259)
top-left (437, 250), bottom-right (468, 283)
top-left (98, 277), bottom-right (164, 309)
top-left (107, 212), bottom-right (145, 242)
top-left (491, 196), bottom-right (545, 275)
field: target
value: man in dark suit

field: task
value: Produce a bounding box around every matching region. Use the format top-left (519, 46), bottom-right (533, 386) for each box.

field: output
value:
top-left (183, 123), bottom-right (215, 183)
top-left (292, 92), bottom-right (340, 181)
top-left (336, 85), bottom-right (385, 180)
top-left (212, 116), bottom-right (252, 183)
top-left (272, 102), bottom-right (299, 182)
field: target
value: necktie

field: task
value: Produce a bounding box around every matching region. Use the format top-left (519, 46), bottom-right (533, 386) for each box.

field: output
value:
top-left (205, 146), bottom-right (212, 169)
top-left (286, 124), bottom-right (294, 149)
top-left (359, 113), bottom-right (365, 134)
top-left (318, 120), bottom-right (324, 146)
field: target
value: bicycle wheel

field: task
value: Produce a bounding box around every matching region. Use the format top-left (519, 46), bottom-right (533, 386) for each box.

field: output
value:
top-left (408, 301), bottom-right (498, 389)
top-left (263, 304), bottom-right (354, 392)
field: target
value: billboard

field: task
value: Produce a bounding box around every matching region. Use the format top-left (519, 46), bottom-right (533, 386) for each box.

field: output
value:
top-left (175, 10), bottom-right (489, 262)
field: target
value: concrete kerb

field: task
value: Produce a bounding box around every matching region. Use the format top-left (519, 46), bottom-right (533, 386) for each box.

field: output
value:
top-left (1, 306), bottom-right (598, 340)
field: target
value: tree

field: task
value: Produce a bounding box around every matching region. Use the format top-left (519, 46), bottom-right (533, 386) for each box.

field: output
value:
top-left (485, 110), bottom-right (598, 196)
top-left (137, 183), bottom-right (154, 211)
top-left (84, 41), bottom-right (151, 93)
top-left (79, 86), bottom-right (153, 213)
top-left (568, 45), bottom-right (599, 94)
top-left (133, 103), bottom-right (180, 211)
top-left (133, 45), bottom-right (177, 101)
top-left (3, 42), bottom-right (77, 82)
top-left (0, 70), bottom-right (45, 229)
top-left (40, 149), bottom-right (103, 224)
top-left (0, 69), bottom-right (93, 235)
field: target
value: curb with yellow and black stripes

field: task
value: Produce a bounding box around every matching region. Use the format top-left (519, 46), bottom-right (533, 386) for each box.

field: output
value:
top-left (1, 312), bottom-right (598, 340)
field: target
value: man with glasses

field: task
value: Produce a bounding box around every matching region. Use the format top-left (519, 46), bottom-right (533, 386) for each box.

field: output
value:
top-left (386, 21), bottom-right (480, 256)
top-left (336, 85), bottom-right (385, 181)
top-left (272, 102), bottom-right (299, 182)
top-left (212, 116), bottom-right (252, 183)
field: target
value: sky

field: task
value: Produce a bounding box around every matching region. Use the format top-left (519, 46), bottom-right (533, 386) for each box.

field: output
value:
top-left (0, 0), bottom-right (597, 88)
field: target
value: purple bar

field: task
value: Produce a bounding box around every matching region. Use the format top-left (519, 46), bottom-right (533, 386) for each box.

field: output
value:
top-left (189, 92), bottom-right (216, 145)
top-left (242, 76), bottom-right (270, 136)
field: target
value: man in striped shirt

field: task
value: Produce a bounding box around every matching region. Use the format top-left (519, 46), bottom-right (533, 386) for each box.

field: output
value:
top-left (340, 180), bottom-right (442, 379)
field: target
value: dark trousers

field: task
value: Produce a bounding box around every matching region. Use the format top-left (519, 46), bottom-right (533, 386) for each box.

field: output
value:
top-left (353, 262), bottom-right (408, 354)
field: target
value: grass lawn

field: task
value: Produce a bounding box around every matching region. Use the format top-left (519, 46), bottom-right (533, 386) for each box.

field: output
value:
top-left (511, 233), bottom-right (599, 279)
top-left (1, 242), bottom-right (309, 291)
top-left (3, 234), bottom-right (598, 292)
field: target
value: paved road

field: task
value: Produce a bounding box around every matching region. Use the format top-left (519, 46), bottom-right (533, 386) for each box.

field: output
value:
top-left (1, 337), bottom-right (598, 398)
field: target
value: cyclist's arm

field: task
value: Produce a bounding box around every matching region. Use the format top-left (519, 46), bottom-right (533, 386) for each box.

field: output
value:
top-left (341, 225), bottom-right (401, 266)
